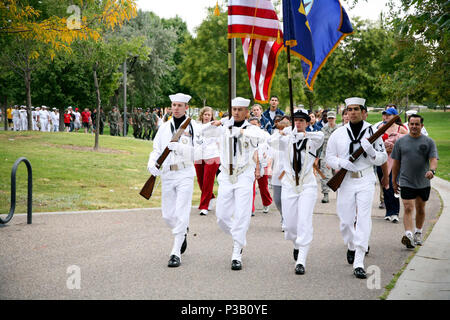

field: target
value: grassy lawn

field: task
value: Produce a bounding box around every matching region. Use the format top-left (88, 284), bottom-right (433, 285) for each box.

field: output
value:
top-left (0, 111), bottom-right (447, 214)
top-left (0, 130), bottom-right (211, 214)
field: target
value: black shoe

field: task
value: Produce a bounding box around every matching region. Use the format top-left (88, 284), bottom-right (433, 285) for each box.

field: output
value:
top-left (353, 267), bottom-right (367, 279)
top-left (365, 246), bottom-right (370, 256)
top-left (231, 260), bottom-right (242, 271)
top-left (293, 249), bottom-right (299, 261)
top-left (347, 249), bottom-right (355, 264)
top-left (168, 255), bottom-right (181, 268)
top-left (295, 264), bottom-right (305, 275)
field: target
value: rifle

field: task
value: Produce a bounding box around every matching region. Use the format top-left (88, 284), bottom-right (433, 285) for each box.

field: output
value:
top-left (139, 117), bottom-right (192, 200)
top-left (326, 114), bottom-right (400, 192)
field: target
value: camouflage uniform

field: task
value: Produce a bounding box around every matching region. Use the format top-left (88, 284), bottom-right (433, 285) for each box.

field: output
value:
top-left (132, 109), bottom-right (139, 138)
top-left (108, 108), bottom-right (117, 136)
top-left (137, 109), bottom-right (145, 139)
top-left (142, 109), bottom-right (152, 140)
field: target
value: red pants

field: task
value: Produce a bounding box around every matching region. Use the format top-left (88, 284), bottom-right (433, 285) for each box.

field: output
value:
top-left (252, 175), bottom-right (273, 212)
top-left (195, 158), bottom-right (220, 210)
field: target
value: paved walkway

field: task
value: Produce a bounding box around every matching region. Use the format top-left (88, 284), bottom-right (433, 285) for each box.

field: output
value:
top-left (0, 179), bottom-right (444, 300)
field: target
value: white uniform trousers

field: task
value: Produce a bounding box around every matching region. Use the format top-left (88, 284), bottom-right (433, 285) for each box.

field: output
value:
top-left (281, 185), bottom-right (317, 266)
top-left (13, 118), bottom-right (20, 131)
top-left (161, 175), bottom-right (193, 236)
top-left (216, 167), bottom-right (255, 258)
top-left (32, 119), bottom-right (38, 131)
top-left (53, 124), bottom-right (59, 132)
top-left (336, 174), bottom-right (375, 269)
top-left (40, 120), bottom-right (48, 132)
top-left (20, 118), bottom-right (27, 131)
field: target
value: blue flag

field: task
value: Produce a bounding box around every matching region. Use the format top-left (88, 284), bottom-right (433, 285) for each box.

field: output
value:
top-left (283, 0), bottom-right (353, 90)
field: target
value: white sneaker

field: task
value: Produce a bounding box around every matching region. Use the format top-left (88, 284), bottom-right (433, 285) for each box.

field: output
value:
top-left (199, 209), bottom-right (208, 216)
top-left (384, 216), bottom-right (392, 221)
top-left (391, 215), bottom-right (399, 223)
top-left (401, 233), bottom-right (415, 249)
top-left (263, 206), bottom-right (269, 214)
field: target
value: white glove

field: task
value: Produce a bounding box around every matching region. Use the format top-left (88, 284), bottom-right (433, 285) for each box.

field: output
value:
top-left (148, 164), bottom-right (161, 176)
top-left (230, 127), bottom-right (242, 138)
top-left (222, 118), bottom-right (233, 128)
top-left (338, 158), bottom-right (358, 172)
top-left (167, 142), bottom-right (181, 152)
top-left (361, 138), bottom-right (376, 158)
top-left (291, 131), bottom-right (305, 143)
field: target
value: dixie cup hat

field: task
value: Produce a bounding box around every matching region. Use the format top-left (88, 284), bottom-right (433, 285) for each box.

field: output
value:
top-left (169, 93), bottom-right (192, 104)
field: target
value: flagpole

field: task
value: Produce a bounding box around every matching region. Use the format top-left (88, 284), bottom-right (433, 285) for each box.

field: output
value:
top-left (228, 38), bottom-right (234, 176)
top-left (286, 44), bottom-right (299, 186)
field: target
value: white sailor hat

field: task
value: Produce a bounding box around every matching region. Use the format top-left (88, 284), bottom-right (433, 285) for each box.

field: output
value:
top-left (52, 107), bottom-right (57, 110)
top-left (42, 105), bottom-right (47, 109)
top-left (232, 97), bottom-right (251, 107)
top-left (345, 97), bottom-right (366, 108)
top-left (406, 109), bottom-right (417, 116)
top-left (169, 93), bottom-right (191, 104)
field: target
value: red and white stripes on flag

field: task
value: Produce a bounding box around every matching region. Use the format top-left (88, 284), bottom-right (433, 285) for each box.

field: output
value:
top-left (228, 0), bottom-right (281, 42)
top-left (242, 38), bottom-right (283, 103)
top-left (228, 0), bottom-right (283, 103)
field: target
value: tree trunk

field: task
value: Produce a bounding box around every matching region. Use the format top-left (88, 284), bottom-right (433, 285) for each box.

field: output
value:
top-left (2, 96), bottom-right (7, 131)
top-left (93, 61), bottom-right (101, 151)
top-left (24, 67), bottom-right (32, 130)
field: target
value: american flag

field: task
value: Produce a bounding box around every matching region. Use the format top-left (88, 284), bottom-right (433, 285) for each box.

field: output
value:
top-left (228, 0), bottom-right (283, 103)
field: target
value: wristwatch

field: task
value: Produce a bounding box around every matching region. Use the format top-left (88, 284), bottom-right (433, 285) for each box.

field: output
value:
top-left (430, 169), bottom-right (436, 175)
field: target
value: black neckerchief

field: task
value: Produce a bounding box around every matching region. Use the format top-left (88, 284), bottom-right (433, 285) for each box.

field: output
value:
top-left (233, 120), bottom-right (245, 127)
top-left (347, 121), bottom-right (367, 157)
top-left (173, 115), bottom-right (186, 130)
top-left (293, 137), bottom-right (308, 173)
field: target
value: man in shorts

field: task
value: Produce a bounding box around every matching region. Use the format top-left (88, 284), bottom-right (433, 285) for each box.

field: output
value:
top-left (391, 114), bottom-right (439, 249)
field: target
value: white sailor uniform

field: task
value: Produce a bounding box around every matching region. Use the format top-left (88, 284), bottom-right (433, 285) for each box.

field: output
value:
top-left (326, 121), bottom-right (387, 269)
top-left (269, 128), bottom-right (324, 268)
top-left (147, 116), bottom-right (201, 259)
top-left (202, 118), bottom-right (267, 263)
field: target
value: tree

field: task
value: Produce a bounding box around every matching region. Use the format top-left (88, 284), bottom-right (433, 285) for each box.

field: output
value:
top-left (0, 0), bottom-right (138, 129)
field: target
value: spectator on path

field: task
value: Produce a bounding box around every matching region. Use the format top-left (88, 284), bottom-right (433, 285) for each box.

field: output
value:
top-left (68, 106), bottom-right (75, 132)
top-left (163, 106), bottom-right (172, 122)
top-left (81, 108), bottom-right (91, 134)
top-left (7, 106), bottom-right (13, 130)
top-left (316, 110), bottom-right (328, 130)
top-left (341, 108), bottom-right (349, 125)
top-left (194, 106), bottom-right (220, 216)
top-left (375, 107), bottom-right (408, 223)
top-left (391, 114), bottom-right (439, 249)
top-left (251, 104), bottom-right (272, 134)
top-left (405, 109), bottom-right (429, 136)
top-left (270, 115), bottom-right (291, 230)
top-left (263, 95), bottom-right (285, 133)
top-left (306, 111), bottom-right (320, 132)
top-left (73, 108), bottom-right (81, 132)
top-left (248, 117), bottom-right (273, 216)
top-left (63, 109), bottom-right (72, 132)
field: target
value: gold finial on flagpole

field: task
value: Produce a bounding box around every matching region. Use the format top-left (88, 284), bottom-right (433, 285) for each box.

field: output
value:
top-left (214, 1), bottom-right (220, 16)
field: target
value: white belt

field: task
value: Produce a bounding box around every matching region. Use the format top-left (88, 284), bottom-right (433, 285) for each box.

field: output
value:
top-left (348, 166), bottom-right (373, 179)
top-left (220, 163), bottom-right (251, 184)
top-left (169, 161), bottom-right (193, 171)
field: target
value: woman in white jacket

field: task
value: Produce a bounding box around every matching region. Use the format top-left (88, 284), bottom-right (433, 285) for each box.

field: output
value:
top-left (194, 107), bottom-right (220, 216)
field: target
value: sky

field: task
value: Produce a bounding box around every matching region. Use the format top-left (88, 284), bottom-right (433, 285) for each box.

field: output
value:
top-left (135, 0), bottom-right (395, 35)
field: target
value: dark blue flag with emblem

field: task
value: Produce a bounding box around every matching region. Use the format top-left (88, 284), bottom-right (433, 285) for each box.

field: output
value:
top-left (283, 0), bottom-right (353, 90)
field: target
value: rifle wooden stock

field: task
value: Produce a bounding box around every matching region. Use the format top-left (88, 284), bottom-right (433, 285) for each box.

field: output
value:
top-left (326, 114), bottom-right (400, 192)
top-left (139, 117), bottom-right (192, 200)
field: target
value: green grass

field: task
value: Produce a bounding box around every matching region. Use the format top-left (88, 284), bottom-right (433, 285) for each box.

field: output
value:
top-left (0, 130), bottom-right (210, 214)
top-left (0, 111), bottom-right (447, 214)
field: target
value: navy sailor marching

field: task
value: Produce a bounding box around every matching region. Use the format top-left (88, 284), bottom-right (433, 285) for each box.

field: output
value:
top-left (147, 93), bottom-right (201, 268)
top-left (268, 109), bottom-right (324, 275)
top-left (326, 97), bottom-right (387, 279)
top-left (202, 97), bottom-right (267, 270)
